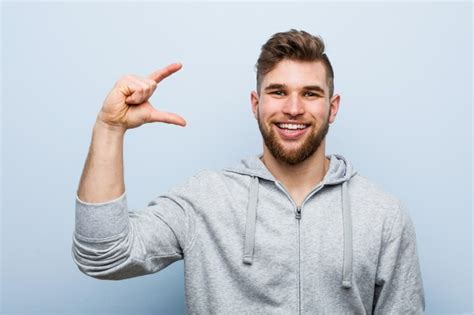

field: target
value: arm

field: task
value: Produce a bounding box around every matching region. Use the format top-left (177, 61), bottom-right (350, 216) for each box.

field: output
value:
top-left (77, 63), bottom-right (186, 203)
top-left (73, 63), bottom-right (191, 280)
top-left (373, 204), bottom-right (426, 314)
top-left (76, 119), bottom-right (126, 204)
top-left (73, 182), bottom-right (197, 280)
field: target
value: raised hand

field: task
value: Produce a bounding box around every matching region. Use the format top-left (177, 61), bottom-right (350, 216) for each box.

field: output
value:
top-left (96, 63), bottom-right (187, 132)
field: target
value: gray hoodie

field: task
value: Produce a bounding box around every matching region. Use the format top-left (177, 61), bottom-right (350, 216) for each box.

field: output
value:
top-left (72, 154), bottom-right (425, 314)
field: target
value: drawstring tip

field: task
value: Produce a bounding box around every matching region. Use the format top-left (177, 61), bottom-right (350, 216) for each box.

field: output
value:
top-left (342, 280), bottom-right (352, 289)
top-left (243, 256), bottom-right (253, 265)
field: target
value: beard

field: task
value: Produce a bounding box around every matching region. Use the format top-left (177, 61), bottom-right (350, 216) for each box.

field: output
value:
top-left (257, 109), bottom-right (330, 165)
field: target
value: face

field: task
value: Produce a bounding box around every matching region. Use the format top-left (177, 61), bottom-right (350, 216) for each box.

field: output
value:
top-left (251, 59), bottom-right (340, 165)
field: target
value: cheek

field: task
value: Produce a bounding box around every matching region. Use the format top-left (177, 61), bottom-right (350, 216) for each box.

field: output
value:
top-left (258, 101), bottom-right (282, 119)
top-left (309, 102), bottom-right (330, 119)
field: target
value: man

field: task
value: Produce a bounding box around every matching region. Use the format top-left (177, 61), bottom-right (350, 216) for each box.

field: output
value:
top-left (73, 29), bottom-right (425, 314)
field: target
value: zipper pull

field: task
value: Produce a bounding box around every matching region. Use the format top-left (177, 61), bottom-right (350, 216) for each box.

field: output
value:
top-left (295, 207), bottom-right (301, 220)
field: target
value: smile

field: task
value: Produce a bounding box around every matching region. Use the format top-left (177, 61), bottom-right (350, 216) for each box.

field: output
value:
top-left (276, 123), bottom-right (308, 130)
top-left (274, 123), bottom-right (310, 140)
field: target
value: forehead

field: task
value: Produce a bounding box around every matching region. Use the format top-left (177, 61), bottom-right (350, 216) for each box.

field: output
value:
top-left (262, 59), bottom-right (328, 89)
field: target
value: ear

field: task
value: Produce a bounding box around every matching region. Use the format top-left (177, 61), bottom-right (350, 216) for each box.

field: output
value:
top-left (328, 93), bottom-right (341, 124)
top-left (250, 91), bottom-right (259, 119)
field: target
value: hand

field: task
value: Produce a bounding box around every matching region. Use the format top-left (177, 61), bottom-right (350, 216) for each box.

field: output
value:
top-left (96, 63), bottom-right (187, 132)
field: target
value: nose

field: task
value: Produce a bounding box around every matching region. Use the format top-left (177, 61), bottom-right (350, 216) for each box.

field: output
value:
top-left (282, 93), bottom-right (304, 117)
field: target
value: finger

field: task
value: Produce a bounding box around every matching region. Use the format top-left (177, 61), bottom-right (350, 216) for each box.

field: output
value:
top-left (148, 108), bottom-right (187, 127)
top-left (125, 76), bottom-right (156, 104)
top-left (148, 63), bottom-right (182, 84)
top-left (117, 80), bottom-right (143, 104)
top-left (144, 78), bottom-right (158, 94)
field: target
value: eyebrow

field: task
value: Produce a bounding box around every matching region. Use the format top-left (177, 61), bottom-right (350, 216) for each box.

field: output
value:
top-left (264, 83), bottom-right (325, 94)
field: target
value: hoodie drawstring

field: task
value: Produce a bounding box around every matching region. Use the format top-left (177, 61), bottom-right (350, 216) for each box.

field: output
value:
top-left (243, 176), bottom-right (259, 265)
top-left (242, 176), bottom-right (353, 289)
top-left (341, 180), bottom-right (353, 289)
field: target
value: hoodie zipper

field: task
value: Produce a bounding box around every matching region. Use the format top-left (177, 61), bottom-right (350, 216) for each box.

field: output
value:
top-left (275, 181), bottom-right (325, 315)
top-left (296, 206), bottom-right (301, 315)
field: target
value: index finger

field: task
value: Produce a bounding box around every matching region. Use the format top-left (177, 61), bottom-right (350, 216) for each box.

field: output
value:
top-left (148, 63), bottom-right (183, 83)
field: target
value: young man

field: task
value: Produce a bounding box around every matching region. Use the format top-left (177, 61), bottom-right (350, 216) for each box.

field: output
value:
top-left (73, 30), bottom-right (425, 314)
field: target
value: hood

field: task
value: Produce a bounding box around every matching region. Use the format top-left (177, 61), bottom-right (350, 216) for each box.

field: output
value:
top-left (224, 153), bottom-right (357, 289)
top-left (226, 153), bottom-right (356, 184)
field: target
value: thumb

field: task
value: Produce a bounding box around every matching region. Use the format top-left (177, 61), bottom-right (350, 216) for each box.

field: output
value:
top-left (148, 108), bottom-right (187, 127)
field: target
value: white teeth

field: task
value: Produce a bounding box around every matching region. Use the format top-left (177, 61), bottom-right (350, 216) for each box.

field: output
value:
top-left (277, 123), bottom-right (307, 130)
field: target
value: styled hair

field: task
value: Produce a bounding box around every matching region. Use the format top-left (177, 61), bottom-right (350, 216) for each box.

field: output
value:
top-left (255, 29), bottom-right (334, 97)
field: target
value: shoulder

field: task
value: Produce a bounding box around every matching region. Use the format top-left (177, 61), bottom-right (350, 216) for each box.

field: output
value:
top-left (168, 169), bottom-right (223, 193)
top-left (348, 174), bottom-right (414, 241)
top-left (348, 174), bottom-right (401, 208)
top-left (166, 169), bottom-right (249, 199)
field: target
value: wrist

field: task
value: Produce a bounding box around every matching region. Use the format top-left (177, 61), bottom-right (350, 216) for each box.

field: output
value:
top-left (94, 117), bottom-right (127, 137)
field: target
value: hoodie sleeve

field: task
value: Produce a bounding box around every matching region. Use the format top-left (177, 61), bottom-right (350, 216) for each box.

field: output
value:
top-left (372, 203), bottom-right (425, 314)
top-left (72, 180), bottom-right (198, 280)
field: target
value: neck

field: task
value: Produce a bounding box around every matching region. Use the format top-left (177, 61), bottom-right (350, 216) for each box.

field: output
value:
top-left (261, 141), bottom-right (330, 200)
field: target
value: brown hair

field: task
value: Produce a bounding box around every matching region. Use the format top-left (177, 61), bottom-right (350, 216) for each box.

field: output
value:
top-left (255, 29), bottom-right (334, 97)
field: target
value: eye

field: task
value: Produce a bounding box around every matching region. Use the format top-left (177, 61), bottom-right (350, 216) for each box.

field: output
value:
top-left (270, 90), bottom-right (286, 96)
top-left (304, 91), bottom-right (319, 97)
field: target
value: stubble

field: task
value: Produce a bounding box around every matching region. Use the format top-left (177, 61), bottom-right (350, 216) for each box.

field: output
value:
top-left (257, 109), bottom-right (331, 165)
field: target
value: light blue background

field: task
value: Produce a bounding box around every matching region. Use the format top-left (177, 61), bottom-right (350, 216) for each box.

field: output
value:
top-left (1, 1), bottom-right (472, 314)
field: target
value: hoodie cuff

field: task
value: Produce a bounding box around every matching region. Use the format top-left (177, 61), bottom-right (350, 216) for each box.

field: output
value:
top-left (75, 191), bottom-right (129, 240)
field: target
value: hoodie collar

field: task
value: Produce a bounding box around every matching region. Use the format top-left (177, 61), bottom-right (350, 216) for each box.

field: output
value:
top-left (224, 153), bottom-right (357, 185)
